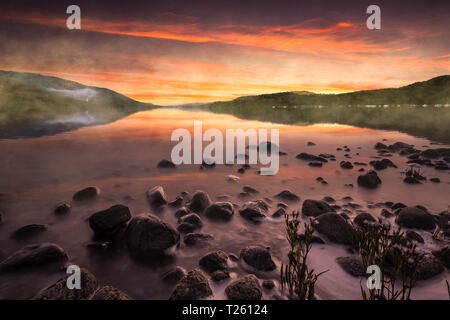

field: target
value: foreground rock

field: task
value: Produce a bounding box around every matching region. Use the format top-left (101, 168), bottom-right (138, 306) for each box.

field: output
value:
top-left (33, 268), bottom-right (98, 300)
top-left (357, 171), bottom-right (382, 189)
top-left (177, 213), bottom-right (203, 233)
top-left (125, 214), bottom-right (180, 256)
top-left (162, 266), bottom-right (187, 284)
top-left (312, 213), bottom-right (355, 245)
top-left (395, 207), bottom-right (436, 230)
top-left (89, 205), bottom-right (131, 237)
top-left (199, 250), bottom-right (229, 273)
top-left (0, 243), bottom-right (68, 271)
top-left (90, 286), bottom-right (131, 300)
top-left (169, 269), bottom-right (213, 300)
top-left (72, 186), bottom-right (100, 202)
top-left (336, 256), bottom-right (365, 277)
top-left (302, 199), bottom-right (335, 217)
top-left (187, 191), bottom-right (211, 212)
top-left (275, 190), bottom-right (300, 202)
top-left (204, 202), bottom-right (234, 220)
top-left (240, 245), bottom-right (276, 271)
top-left (225, 275), bottom-right (262, 300)
top-left (146, 186), bottom-right (168, 208)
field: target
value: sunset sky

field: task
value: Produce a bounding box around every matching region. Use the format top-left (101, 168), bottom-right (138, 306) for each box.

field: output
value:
top-left (0, 0), bottom-right (449, 105)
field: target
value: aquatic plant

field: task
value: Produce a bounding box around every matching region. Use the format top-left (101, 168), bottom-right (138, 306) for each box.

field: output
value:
top-left (401, 166), bottom-right (426, 180)
top-left (281, 212), bottom-right (327, 300)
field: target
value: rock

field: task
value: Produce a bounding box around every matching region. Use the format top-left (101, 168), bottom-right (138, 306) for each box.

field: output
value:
top-left (125, 214), bottom-right (180, 256)
top-left (381, 209), bottom-right (394, 218)
top-left (175, 207), bottom-right (190, 218)
top-left (225, 275), bottom-right (262, 300)
top-left (0, 243), bottom-right (68, 271)
top-left (370, 159), bottom-right (397, 170)
top-left (392, 202), bottom-right (406, 210)
top-left (420, 149), bottom-right (441, 159)
top-left (157, 159), bottom-right (176, 168)
top-left (89, 205), bottom-right (131, 237)
top-left (199, 250), bottom-right (229, 273)
top-left (275, 190), bottom-right (300, 202)
top-left (11, 224), bottom-right (47, 240)
top-left (240, 245), bottom-right (276, 271)
top-left (307, 141), bottom-right (316, 146)
top-left (357, 170), bottom-right (382, 189)
top-left (272, 207), bottom-right (286, 218)
top-left (262, 280), bottom-right (275, 290)
top-left (86, 241), bottom-right (110, 253)
top-left (340, 161), bottom-right (353, 169)
top-left (432, 246), bottom-right (450, 268)
top-left (353, 212), bottom-right (376, 227)
top-left (322, 196), bottom-right (335, 203)
top-left (183, 233), bottom-right (214, 246)
top-left (177, 213), bottom-right (202, 233)
top-left (417, 255), bottom-right (444, 280)
top-left (162, 266), bottom-right (187, 284)
top-left (302, 199), bottom-right (335, 217)
top-left (187, 191), bottom-right (211, 212)
top-left (404, 177), bottom-right (421, 184)
top-left (405, 230), bottom-right (424, 244)
top-left (54, 202), bottom-right (71, 215)
top-left (296, 153), bottom-right (327, 163)
top-left (90, 286), bottom-right (131, 300)
top-left (395, 207), bottom-right (436, 230)
top-left (312, 213), bottom-right (355, 245)
top-left (204, 202), bottom-right (234, 221)
top-left (243, 186), bottom-right (259, 194)
top-left (168, 196), bottom-right (183, 208)
top-left (309, 161), bottom-right (322, 167)
top-left (146, 186), bottom-right (168, 208)
top-left (211, 270), bottom-right (230, 282)
top-left (34, 268), bottom-right (97, 300)
top-left (430, 178), bottom-right (440, 183)
top-left (336, 256), bottom-right (366, 277)
top-left (72, 186), bottom-right (100, 202)
top-left (239, 201), bottom-right (267, 221)
top-left (169, 269), bottom-right (213, 300)
top-left (374, 142), bottom-right (388, 150)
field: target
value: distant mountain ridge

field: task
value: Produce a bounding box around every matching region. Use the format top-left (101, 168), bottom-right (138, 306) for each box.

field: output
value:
top-left (0, 70), bottom-right (157, 138)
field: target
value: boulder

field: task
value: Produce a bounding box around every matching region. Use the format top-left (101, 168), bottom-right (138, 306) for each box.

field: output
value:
top-left (169, 269), bottom-right (213, 300)
top-left (187, 191), bottom-right (211, 212)
top-left (274, 190), bottom-right (300, 202)
top-left (225, 275), bottom-right (262, 300)
top-left (174, 207), bottom-right (190, 218)
top-left (239, 201), bottom-right (268, 221)
top-left (353, 212), bottom-right (376, 227)
top-left (302, 199), bottom-right (335, 217)
top-left (125, 214), bottom-right (180, 256)
top-left (157, 159), bottom-right (176, 168)
top-left (240, 245), bottom-right (276, 271)
top-left (340, 161), bottom-right (353, 169)
top-left (199, 250), bottom-right (229, 273)
top-left (72, 186), bottom-right (100, 202)
top-left (204, 202), bottom-right (234, 221)
top-left (90, 286), bottom-right (131, 300)
top-left (336, 256), bottom-right (366, 277)
top-left (177, 213), bottom-right (203, 233)
top-left (162, 266), bottom-right (187, 284)
top-left (312, 213), bottom-right (355, 245)
top-left (395, 207), bottom-right (436, 230)
top-left (146, 186), bottom-right (167, 208)
top-left (89, 205), bottom-right (131, 237)
top-left (357, 170), bottom-right (381, 189)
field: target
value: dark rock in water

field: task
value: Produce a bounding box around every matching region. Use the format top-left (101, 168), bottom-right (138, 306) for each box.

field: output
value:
top-left (277, 202), bottom-right (288, 209)
top-left (307, 141), bottom-right (316, 146)
top-left (162, 266), bottom-right (187, 284)
top-left (370, 158), bottom-right (397, 170)
top-left (183, 233), bottom-right (214, 246)
top-left (90, 286), bottom-right (131, 300)
top-left (11, 224), bottom-right (47, 240)
top-left (316, 177), bottom-right (323, 182)
top-left (225, 274), bottom-right (262, 300)
top-left (302, 199), bottom-right (335, 217)
top-left (405, 230), bottom-right (424, 244)
top-left (336, 256), bottom-right (365, 277)
top-left (430, 178), bottom-right (440, 183)
top-left (354, 162), bottom-right (367, 166)
top-left (146, 186), bottom-right (168, 208)
top-left (204, 202), bottom-right (234, 221)
top-left (420, 149), bottom-right (441, 159)
top-left (296, 153), bottom-right (328, 163)
top-left (240, 245), bottom-right (276, 271)
top-left (73, 186), bottom-right (100, 202)
top-left (33, 268), bottom-right (98, 300)
top-left (243, 186), bottom-right (259, 194)
top-left (272, 207), bottom-right (286, 218)
top-left (275, 190), bottom-right (300, 202)
top-left (125, 214), bottom-right (180, 256)
top-left (211, 270), bottom-right (230, 282)
top-left (357, 170), bottom-right (381, 189)
top-left (374, 142), bottom-right (388, 150)
top-left (389, 142), bottom-right (413, 151)
top-left (391, 202), bottom-right (406, 210)
top-left (395, 207), bottom-right (436, 230)
top-left (239, 201), bottom-right (268, 221)
top-left (199, 250), bottom-right (229, 273)
top-left (262, 280), bottom-right (275, 290)
top-left (169, 269), bottom-right (212, 300)
top-left (297, 233), bottom-right (325, 244)
top-left (322, 196), bottom-right (335, 203)
top-left (432, 246), bottom-right (450, 269)
top-left (0, 243), bottom-right (68, 271)
top-left (312, 213), bottom-right (355, 245)
top-left (353, 212), bottom-right (376, 227)
top-left (237, 167), bottom-right (245, 174)
top-left (238, 192), bottom-right (251, 198)
top-left (168, 196), bottom-right (183, 208)
top-left (54, 202), bottom-right (71, 215)
top-left (177, 213), bottom-right (203, 233)
top-left (417, 255), bottom-right (444, 280)
top-left (340, 161), bottom-right (353, 169)
top-left (89, 205), bottom-right (131, 237)
top-left (403, 177), bottom-right (421, 184)
top-left (157, 159), bottom-right (176, 168)
top-left (309, 161), bottom-right (323, 167)
top-left (381, 209), bottom-right (394, 218)
top-left (187, 191), bottom-right (211, 213)
top-left (175, 207), bottom-right (190, 218)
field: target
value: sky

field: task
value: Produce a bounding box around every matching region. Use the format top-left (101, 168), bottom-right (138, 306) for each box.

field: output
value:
top-left (0, 0), bottom-right (449, 105)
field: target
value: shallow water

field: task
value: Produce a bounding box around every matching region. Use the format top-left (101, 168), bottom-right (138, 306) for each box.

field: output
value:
top-left (0, 108), bottom-right (449, 299)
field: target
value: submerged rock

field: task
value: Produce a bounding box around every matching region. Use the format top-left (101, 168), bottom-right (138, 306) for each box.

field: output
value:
top-left (357, 171), bottom-right (382, 189)
top-left (225, 274), bottom-right (262, 300)
top-left (11, 224), bottom-right (47, 240)
top-left (395, 207), bottom-right (436, 230)
top-left (125, 214), bottom-right (180, 256)
top-left (296, 153), bottom-right (328, 163)
top-left (204, 202), bottom-right (234, 220)
top-left (240, 245), bottom-right (276, 271)
top-left (89, 205), bottom-right (131, 237)
top-left (146, 186), bottom-right (168, 208)
top-left (169, 269), bottom-right (213, 300)
top-left (370, 158), bottom-right (397, 170)
top-left (275, 190), bottom-right (300, 202)
top-left (73, 186), bottom-right (100, 202)
top-left (302, 199), bottom-right (335, 217)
